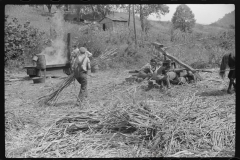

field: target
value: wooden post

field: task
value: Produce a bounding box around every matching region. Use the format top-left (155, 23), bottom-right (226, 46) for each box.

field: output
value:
top-left (67, 33), bottom-right (71, 63)
top-left (44, 69), bottom-right (46, 81)
top-left (152, 42), bottom-right (203, 81)
top-left (64, 33), bottom-right (71, 74)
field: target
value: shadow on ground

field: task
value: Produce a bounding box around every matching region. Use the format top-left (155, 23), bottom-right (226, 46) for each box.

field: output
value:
top-left (55, 100), bottom-right (76, 107)
top-left (196, 89), bottom-right (230, 97)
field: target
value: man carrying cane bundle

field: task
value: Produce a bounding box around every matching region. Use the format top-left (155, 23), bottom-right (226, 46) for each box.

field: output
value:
top-left (72, 47), bottom-right (91, 104)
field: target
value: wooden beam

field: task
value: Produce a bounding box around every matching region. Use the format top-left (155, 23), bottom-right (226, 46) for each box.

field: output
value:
top-left (152, 42), bottom-right (203, 81)
top-left (67, 33), bottom-right (71, 63)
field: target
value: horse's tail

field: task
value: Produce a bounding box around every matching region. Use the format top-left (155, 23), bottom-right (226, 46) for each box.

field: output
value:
top-left (219, 54), bottom-right (229, 79)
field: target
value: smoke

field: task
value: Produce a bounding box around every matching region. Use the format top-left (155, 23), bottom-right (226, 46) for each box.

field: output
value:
top-left (40, 10), bottom-right (67, 65)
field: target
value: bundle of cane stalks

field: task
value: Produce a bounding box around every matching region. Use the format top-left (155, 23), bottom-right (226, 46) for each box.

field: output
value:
top-left (91, 47), bottom-right (117, 67)
top-left (38, 48), bottom-right (118, 106)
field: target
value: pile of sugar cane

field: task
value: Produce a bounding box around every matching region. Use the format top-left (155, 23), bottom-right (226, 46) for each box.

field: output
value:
top-left (27, 90), bottom-right (235, 157)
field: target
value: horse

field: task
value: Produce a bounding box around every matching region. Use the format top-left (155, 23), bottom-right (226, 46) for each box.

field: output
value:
top-left (219, 52), bottom-right (235, 94)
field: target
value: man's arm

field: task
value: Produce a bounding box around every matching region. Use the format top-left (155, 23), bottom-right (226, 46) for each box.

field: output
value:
top-left (140, 63), bottom-right (151, 73)
top-left (87, 58), bottom-right (91, 74)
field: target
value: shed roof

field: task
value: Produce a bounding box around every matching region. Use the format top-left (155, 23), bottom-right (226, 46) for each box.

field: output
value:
top-left (99, 15), bottom-right (128, 23)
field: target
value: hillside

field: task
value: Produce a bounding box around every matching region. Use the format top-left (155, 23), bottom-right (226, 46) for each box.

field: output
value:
top-left (210, 10), bottom-right (235, 28)
top-left (5, 5), bottom-right (233, 70)
top-left (5, 5), bottom-right (227, 42)
top-left (5, 5), bottom-right (59, 32)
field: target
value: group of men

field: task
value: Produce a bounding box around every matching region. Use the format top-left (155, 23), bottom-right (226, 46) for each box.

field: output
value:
top-left (70, 45), bottom-right (194, 103)
top-left (135, 58), bottom-right (195, 89)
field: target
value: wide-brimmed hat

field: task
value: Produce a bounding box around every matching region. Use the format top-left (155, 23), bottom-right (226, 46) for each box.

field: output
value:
top-left (79, 47), bottom-right (87, 53)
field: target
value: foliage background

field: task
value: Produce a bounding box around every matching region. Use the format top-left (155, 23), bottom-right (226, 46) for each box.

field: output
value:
top-left (5, 5), bottom-right (235, 71)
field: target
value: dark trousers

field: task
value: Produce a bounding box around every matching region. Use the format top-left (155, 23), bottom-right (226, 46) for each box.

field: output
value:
top-left (75, 71), bottom-right (88, 101)
top-left (228, 70), bottom-right (235, 79)
top-left (137, 71), bottom-right (149, 79)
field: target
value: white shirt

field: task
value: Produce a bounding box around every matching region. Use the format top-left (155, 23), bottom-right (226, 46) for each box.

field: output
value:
top-left (72, 54), bottom-right (91, 72)
top-left (85, 50), bottom-right (92, 57)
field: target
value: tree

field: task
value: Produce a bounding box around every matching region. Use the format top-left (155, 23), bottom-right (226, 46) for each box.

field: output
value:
top-left (128, 4), bottom-right (131, 26)
top-left (132, 5), bottom-right (137, 46)
top-left (95, 5), bottom-right (113, 17)
top-left (56, 5), bottom-right (63, 10)
top-left (73, 5), bottom-right (114, 21)
top-left (64, 5), bottom-right (69, 11)
top-left (5, 16), bottom-right (47, 65)
top-left (171, 4), bottom-right (196, 33)
top-left (136, 4), bottom-right (169, 32)
top-left (229, 24), bottom-right (235, 29)
top-left (140, 5), bottom-right (144, 32)
top-left (46, 4), bottom-right (52, 13)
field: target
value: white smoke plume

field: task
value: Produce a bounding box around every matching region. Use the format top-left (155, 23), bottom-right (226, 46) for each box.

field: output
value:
top-left (40, 10), bottom-right (67, 65)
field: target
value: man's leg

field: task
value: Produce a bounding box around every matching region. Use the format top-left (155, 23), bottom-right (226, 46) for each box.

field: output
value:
top-left (155, 75), bottom-right (171, 89)
top-left (227, 71), bottom-right (234, 94)
top-left (165, 76), bottom-right (171, 89)
top-left (227, 79), bottom-right (233, 94)
top-left (137, 71), bottom-right (149, 79)
top-left (162, 74), bottom-right (171, 89)
top-left (233, 80), bottom-right (236, 91)
top-left (79, 73), bottom-right (88, 101)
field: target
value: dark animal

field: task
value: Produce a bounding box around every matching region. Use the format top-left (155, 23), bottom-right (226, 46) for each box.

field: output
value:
top-left (219, 52), bottom-right (235, 94)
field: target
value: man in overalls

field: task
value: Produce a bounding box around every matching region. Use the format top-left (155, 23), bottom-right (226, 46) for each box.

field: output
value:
top-left (72, 47), bottom-right (91, 103)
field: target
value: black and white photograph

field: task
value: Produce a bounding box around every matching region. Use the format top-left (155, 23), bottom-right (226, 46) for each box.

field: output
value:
top-left (5, 4), bottom-right (235, 158)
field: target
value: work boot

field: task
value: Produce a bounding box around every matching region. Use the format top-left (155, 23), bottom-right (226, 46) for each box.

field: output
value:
top-left (75, 94), bottom-right (84, 107)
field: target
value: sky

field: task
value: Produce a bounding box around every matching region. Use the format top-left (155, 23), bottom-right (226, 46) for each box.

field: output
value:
top-left (148, 4), bottom-right (235, 25)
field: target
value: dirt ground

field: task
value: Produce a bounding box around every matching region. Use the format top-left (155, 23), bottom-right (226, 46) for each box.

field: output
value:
top-left (5, 68), bottom-right (235, 157)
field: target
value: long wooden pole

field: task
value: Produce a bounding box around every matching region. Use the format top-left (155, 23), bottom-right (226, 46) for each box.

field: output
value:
top-left (152, 42), bottom-right (203, 81)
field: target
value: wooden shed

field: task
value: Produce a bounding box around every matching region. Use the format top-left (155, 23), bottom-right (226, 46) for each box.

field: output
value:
top-left (99, 15), bottom-right (128, 31)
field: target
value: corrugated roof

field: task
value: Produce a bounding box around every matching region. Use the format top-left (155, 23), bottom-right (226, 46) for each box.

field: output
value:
top-left (99, 15), bottom-right (128, 22)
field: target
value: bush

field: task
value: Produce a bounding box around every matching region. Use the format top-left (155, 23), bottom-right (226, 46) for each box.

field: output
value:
top-left (75, 26), bottom-right (105, 58)
top-left (5, 15), bottom-right (48, 68)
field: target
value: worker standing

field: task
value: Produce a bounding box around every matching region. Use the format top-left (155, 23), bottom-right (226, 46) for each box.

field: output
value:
top-left (72, 47), bottom-right (91, 104)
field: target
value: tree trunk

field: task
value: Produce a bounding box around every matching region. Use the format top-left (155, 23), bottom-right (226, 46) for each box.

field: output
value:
top-left (128, 4), bottom-right (131, 26)
top-left (91, 5), bottom-right (96, 20)
top-left (170, 28), bottom-right (174, 42)
top-left (132, 5), bottom-right (137, 47)
top-left (65, 5), bottom-right (69, 11)
top-left (140, 5), bottom-right (144, 32)
top-left (46, 5), bottom-right (52, 13)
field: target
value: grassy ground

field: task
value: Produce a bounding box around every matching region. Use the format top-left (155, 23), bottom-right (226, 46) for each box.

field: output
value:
top-left (5, 68), bottom-right (235, 158)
